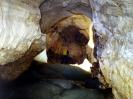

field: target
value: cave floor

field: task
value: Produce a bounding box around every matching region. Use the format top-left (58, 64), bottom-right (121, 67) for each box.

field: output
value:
top-left (0, 62), bottom-right (114, 99)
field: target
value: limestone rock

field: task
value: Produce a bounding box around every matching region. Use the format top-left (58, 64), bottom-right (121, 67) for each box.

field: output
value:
top-left (90, 0), bottom-right (133, 99)
top-left (40, 1), bottom-right (95, 64)
top-left (0, 0), bottom-right (45, 80)
top-left (0, 1), bottom-right (133, 99)
top-left (40, 0), bottom-right (92, 33)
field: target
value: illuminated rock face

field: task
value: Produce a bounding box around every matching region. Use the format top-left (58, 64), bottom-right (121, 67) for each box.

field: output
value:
top-left (0, 0), bottom-right (45, 80)
top-left (40, 0), bottom-right (95, 65)
top-left (90, 0), bottom-right (133, 99)
top-left (46, 15), bottom-right (94, 64)
top-left (0, 0), bottom-right (43, 65)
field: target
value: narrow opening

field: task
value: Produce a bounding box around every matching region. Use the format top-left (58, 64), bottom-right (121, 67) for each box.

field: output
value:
top-left (46, 25), bottom-right (89, 64)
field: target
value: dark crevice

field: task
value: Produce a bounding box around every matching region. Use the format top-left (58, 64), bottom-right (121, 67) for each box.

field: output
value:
top-left (93, 28), bottom-right (108, 59)
top-left (46, 25), bottom-right (88, 64)
top-left (47, 49), bottom-right (76, 64)
top-left (91, 28), bottom-right (110, 89)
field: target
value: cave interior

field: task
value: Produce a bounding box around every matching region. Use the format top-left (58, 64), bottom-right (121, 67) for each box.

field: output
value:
top-left (0, 1), bottom-right (114, 99)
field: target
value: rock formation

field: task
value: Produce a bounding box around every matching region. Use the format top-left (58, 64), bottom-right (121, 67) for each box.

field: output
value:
top-left (0, 0), bottom-right (133, 99)
top-left (0, 0), bottom-right (45, 80)
top-left (90, 0), bottom-right (133, 99)
top-left (39, 0), bottom-right (133, 98)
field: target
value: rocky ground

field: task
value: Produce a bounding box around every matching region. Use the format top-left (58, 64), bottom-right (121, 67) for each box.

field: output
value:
top-left (0, 62), bottom-right (114, 99)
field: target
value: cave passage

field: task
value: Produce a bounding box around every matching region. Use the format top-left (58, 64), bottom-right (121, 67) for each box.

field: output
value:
top-left (0, 0), bottom-right (115, 99)
top-left (46, 25), bottom-right (89, 64)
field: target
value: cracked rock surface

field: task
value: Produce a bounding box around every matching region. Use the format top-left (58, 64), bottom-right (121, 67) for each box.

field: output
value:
top-left (90, 0), bottom-right (133, 99)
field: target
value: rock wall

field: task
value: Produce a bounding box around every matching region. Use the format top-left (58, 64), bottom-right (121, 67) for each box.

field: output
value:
top-left (40, 0), bottom-right (92, 33)
top-left (0, 0), bottom-right (133, 98)
top-left (90, 0), bottom-right (133, 99)
top-left (0, 0), bottom-right (45, 80)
